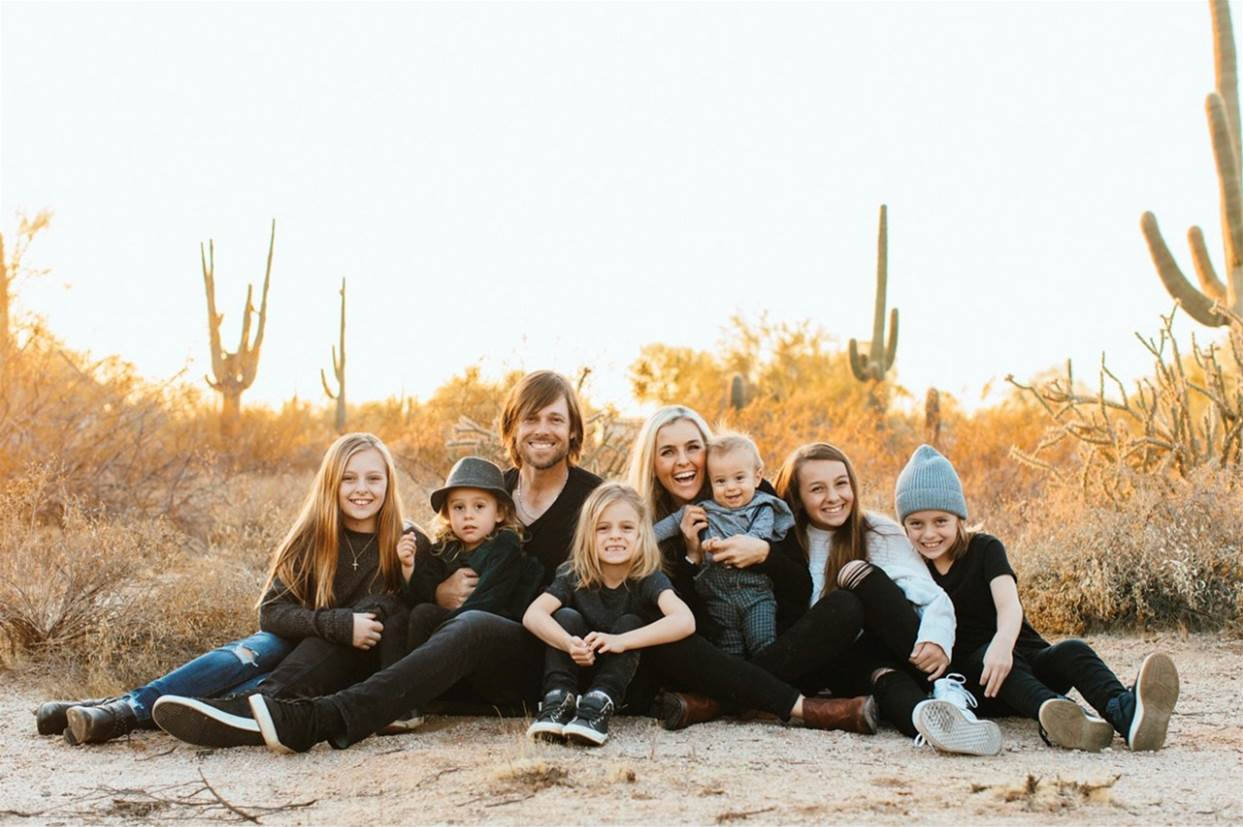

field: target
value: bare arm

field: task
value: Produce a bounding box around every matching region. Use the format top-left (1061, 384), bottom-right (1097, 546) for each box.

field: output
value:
top-left (980, 574), bottom-right (1022, 697)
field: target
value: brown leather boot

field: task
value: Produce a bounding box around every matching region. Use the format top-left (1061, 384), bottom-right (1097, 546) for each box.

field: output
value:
top-left (652, 691), bottom-right (722, 731)
top-left (800, 695), bottom-right (879, 734)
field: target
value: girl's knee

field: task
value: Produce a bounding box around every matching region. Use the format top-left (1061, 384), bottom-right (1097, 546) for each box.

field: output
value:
top-left (552, 607), bottom-right (588, 636)
top-left (1050, 639), bottom-right (1094, 659)
top-left (837, 560), bottom-right (874, 591)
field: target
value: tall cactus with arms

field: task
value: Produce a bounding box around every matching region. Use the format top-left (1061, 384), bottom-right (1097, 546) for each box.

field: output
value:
top-left (1141, 0), bottom-right (1243, 328)
top-left (201, 219), bottom-right (275, 434)
top-left (321, 277), bottom-right (347, 433)
top-left (849, 204), bottom-right (899, 383)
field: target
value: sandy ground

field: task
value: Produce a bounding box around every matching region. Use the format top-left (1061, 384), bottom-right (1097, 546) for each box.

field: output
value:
top-left (1, 633), bottom-right (1240, 826)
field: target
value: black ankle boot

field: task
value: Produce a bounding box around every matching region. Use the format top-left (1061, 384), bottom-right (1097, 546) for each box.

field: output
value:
top-left (35, 697), bottom-right (119, 736)
top-left (65, 699), bottom-right (140, 745)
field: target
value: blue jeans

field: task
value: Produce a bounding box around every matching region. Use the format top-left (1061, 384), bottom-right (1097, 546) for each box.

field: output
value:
top-left (124, 631), bottom-right (293, 721)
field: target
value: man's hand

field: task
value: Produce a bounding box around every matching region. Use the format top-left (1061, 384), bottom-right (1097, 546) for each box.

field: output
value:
top-left (435, 568), bottom-right (479, 610)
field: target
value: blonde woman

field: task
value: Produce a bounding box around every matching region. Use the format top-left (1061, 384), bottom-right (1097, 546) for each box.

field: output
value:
top-left (523, 483), bottom-right (695, 745)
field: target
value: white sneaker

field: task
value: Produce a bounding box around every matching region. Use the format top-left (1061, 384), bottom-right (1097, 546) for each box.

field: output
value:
top-left (912, 675), bottom-right (1002, 756)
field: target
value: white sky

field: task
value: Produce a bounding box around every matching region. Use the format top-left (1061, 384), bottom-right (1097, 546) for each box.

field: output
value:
top-left (0, 1), bottom-right (1230, 413)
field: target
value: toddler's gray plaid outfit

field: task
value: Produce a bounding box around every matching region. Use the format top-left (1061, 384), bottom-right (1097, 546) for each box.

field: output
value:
top-left (653, 492), bottom-right (795, 657)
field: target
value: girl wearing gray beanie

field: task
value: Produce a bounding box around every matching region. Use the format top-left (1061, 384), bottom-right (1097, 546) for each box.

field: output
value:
top-left (896, 443), bottom-right (1179, 754)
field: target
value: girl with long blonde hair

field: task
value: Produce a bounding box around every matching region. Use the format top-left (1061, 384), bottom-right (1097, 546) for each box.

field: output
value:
top-left (37, 433), bottom-right (429, 747)
top-left (523, 483), bottom-right (694, 745)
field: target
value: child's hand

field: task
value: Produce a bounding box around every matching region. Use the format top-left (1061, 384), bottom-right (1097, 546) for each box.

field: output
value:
top-left (397, 532), bottom-right (418, 579)
top-left (566, 635), bottom-right (595, 666)
top-left (352, 612), bottom-right (384, 650)
top-left (584, 631), bottom-right (627, 655)
top-left (679, 506), bottom-right (709, 562)
top-left (979, 641), bottom-right (1013, 698)
top-left (909, 641), bottom-right (949, 679)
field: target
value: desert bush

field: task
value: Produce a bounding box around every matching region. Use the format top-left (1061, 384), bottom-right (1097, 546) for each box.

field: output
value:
top-left (1009, 467), bottom-right (1243, 635)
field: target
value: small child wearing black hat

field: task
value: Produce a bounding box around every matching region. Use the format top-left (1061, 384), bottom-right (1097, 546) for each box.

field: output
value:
top-left (398, 456), bottom-right (544, 660)
top-left (895, 444), bottom-right (1180, 755)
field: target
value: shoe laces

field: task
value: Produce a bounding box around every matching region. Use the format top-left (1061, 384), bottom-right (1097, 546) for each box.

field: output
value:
top-left (932, 673), bottom-right (978, 712)
top-left (577, 691), bottom-right (614, 724)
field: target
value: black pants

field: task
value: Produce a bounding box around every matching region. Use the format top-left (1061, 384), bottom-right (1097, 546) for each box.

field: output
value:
top-left (316, 610), bottom-right (543, 747)
top-left (543, 608), bottom-right (643, 705)
top-left (757, 567), bottom-right (932, 737)
top-left (641, 633), bottom-right (802, 720)
top-left (958, 639), bottom-right (1126, 721)
top-left (260, 594), bottom-right (408, 699)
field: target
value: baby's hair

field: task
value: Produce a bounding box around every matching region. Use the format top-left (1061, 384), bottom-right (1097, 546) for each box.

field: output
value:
top-left (568, 482), bottom-right (663, 589)
top-left (708, 431), bottom-right (763, 471)
top-left (430, 488), bottom-right (523, 561)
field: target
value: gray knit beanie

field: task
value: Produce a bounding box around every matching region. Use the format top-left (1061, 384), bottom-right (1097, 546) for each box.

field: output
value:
top-left (894, 444), bottom-right (967, 522)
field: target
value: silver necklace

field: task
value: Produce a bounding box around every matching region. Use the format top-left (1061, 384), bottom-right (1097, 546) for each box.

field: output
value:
top-left (344, 533), bottom-right (376, 571)
top-left (514, 470), bottom-right (568, 525)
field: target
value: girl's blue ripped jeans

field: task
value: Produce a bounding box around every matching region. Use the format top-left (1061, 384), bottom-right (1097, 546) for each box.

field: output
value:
top-left (123, 631), bottom-right (293, 722)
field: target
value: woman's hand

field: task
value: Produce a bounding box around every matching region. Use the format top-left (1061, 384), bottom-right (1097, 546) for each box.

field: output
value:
top-left (352, 612), bottom-right (384, 650)
top-left (397, 532), bottom-right (418, 581)
top-left (706, 534), bottom-right (770, 569)
top-left (979, 640), bottom-right (1014, 698)
top-left (909, 641), bottom-right (949, 680)
top-left (679, 506), bottom-right (709, 563)
top-left (566, 635), bottom-right (596, 666)
top-left (584, 631), bottom-right (628, 654)
top-left (435, 568), bottom-right (478, 609)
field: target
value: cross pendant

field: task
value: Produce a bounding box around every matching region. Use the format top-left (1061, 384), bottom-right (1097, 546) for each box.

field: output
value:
top-left (352, 560), bottom-right (358, 571)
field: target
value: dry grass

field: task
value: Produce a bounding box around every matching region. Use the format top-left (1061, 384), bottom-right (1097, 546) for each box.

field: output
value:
top-left (1, 316), bottom-right (1240, 694)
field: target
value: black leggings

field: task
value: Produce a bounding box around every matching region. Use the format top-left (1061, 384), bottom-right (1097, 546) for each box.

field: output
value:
top-left (957, 639), bottom-right (1126, 721)
top-left (543, 608), bottom-right (643, 705)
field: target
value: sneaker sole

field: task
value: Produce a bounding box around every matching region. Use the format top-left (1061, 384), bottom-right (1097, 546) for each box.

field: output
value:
top-left (859, 695), bottom-right (880, 735)
top-left (915, 700), bottom-right (1002, 756)
top-left (526, 720), bottom-right (566, 742)
top-left (248, 694), bottom-right (296, 754)
top-left (378, 716), bottom-right (426, 736)
top-left (151, 697), bottom-right (264, 748)
top-left (1038, 699), bottom-right (1114, 752)
top-left (1130, 653), bottom-right (1179, 751)
top-left (562, 721), bottom-right (607, 746)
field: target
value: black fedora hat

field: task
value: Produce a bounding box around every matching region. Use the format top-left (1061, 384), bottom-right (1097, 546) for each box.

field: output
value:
top-left (430, 456), bottom-right (514, 513)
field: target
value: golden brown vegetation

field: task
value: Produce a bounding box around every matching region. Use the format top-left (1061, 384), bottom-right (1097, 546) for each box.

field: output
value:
top-left (0, 309), bottom-right (1240, 695)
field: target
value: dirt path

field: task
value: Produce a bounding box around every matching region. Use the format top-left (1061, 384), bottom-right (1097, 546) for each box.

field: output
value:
top-left (2, 633), bottom-right (1239, 825)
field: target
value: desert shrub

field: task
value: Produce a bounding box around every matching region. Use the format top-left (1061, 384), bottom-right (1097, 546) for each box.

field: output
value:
top-left (1009, 468), bottom-right (1243, 635)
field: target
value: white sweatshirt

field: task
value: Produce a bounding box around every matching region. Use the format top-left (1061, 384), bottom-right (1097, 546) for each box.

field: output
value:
top-left (806, 512), bottom-right (956, 659)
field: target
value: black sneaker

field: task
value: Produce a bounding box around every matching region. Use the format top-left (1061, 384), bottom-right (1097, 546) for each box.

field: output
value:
top-left (64, 699), bottom-right (140, 745)
top-left (563, 690), bottom-right (613, 746)
top-left (152, 696), bottom-right (264, 748)
top-left (527, 689), bottom-right (577, 741)
top-left (248, 695), bottom-right (323, 754)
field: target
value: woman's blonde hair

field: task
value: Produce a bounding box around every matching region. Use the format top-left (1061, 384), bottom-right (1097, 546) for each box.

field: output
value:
top-left (568, 482), bottom-right (663, 589)
top-left (429, 490), bottom-right (524, 560)
top-left (773, 442), bottom-right (873, 597)
top-left (625, 405), bottom-right (714, 522)
top-left (259, 433), bottom-right (405, 610)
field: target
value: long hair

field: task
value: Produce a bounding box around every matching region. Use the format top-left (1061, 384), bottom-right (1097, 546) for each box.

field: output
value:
top-left (624, 405), bottom-right (714, 522)
top-left (259, 433), bottom-right (406, 610)
top-left (500, 370), bottom-right (585, 468)
top-left (773, 442), bottom-right (872, 597)
top-left (430, 491), bottom-right (524, 561)
top-left (568, 483), bottom-right (663, 589)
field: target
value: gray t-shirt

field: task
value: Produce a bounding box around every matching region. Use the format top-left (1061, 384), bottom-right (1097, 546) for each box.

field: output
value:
top-left (544, 564), bottom-right (674, 631)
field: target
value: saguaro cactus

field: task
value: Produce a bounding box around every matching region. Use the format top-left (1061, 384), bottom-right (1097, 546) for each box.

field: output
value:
top-left (202, 220), bottom-right (275, 433)
top-left (1141, 0), bottom-right (1243, 328)
top-left (925, 387), bottom-right (942, 446)
top-left (849, 205), bottom-right (899, 383)
top-left (729, 373), bottom-right (747, 411)
top-left (321, 278), bottom-right (347, 433)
